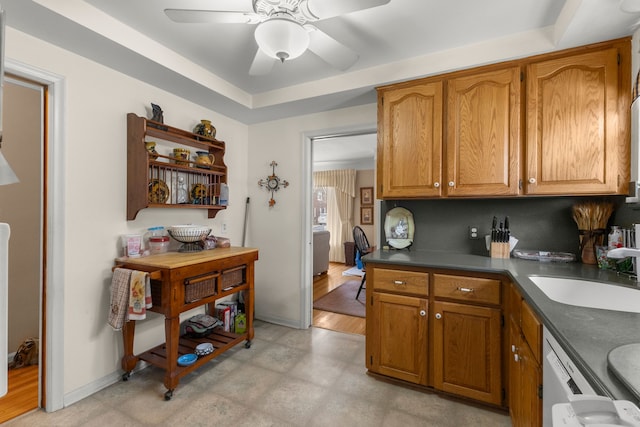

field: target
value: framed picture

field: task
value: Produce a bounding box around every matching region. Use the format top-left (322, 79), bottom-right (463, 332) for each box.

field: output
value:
top-left (360, 187), bottom-right (373, 205)
top-left (361, 206), bottom-right (373, 225)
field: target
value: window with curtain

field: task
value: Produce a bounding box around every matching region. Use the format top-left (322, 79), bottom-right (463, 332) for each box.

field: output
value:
top-left (313, 169), bottom-right (356, 263)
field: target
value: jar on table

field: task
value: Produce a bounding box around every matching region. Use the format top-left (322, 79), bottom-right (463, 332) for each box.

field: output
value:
top-left (145, 226), bottom-right (170, 254)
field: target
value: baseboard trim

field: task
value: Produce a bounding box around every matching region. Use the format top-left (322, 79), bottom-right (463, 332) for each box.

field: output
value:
top-left (62, 362), bottom-right (150, 409)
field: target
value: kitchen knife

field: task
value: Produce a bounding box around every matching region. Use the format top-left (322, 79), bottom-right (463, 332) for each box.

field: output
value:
top-left (491, 216), bottom-right (497, 242)
top-left (504, 216), bottom-right (510, 241)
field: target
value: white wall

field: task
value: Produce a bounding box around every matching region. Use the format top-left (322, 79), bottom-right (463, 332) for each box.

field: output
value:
top-left (5, 28), bottom-right (249, 399)
top-left (247, 105), bottom-right (376, 327)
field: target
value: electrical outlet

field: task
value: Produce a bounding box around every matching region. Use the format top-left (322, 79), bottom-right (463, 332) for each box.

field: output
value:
top-left (468, 225), bottom-right (480, 240)
top-left (221, 223), bottom-right (227, 234)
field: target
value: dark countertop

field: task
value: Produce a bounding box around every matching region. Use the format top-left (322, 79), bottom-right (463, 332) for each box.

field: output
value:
top-left (363, 249), bottom-right (640, 403)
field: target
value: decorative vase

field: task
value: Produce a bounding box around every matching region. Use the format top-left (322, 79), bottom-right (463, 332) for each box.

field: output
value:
top-left (193, 119), bottom-right (216, 138)
top-left (579, 230), bottom-right (599, 265)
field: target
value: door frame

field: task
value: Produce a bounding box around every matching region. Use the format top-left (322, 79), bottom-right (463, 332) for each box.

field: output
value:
top-left (6, 58), bottom-right (66, 412)
top-left (301, 125), bottom-right (377, 329)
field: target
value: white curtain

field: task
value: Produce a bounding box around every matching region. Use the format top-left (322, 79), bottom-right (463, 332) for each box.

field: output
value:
top-left (313, 169), bottom-right (356, 263)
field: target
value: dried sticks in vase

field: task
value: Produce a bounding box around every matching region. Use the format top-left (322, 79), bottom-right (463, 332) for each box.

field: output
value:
top-left (571, 201), bottom-right (613, 264)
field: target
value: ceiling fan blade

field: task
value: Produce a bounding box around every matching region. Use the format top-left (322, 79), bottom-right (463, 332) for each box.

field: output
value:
top-left (164, 9), bottom-right (255, 24)
top-left (307, 27), bottom-right (359, 71)
top-left (249, 49), bottom-right (276, 76)
top-left (305, 0), bottom-right (391, 20)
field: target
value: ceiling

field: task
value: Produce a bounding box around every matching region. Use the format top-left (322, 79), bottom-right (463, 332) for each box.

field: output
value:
top-left (3, 0), bottom-right (640, 125)
top-left (313, 132), bottom-right (376, 167)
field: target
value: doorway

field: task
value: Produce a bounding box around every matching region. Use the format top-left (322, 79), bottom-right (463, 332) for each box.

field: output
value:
top-left (0, 77), bottom-right (44, 422)
top-left (0, 59), bottom-right (65, 417)
top-left (308, 132), bottom-right (376, 333)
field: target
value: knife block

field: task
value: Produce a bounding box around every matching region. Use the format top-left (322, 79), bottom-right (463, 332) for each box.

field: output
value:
top-left (490, 242), bottom-right (510, 259)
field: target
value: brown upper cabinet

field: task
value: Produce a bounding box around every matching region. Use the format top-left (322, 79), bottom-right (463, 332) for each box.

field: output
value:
top-left (525, 43), bottom-right (629, 195)
top-left (376, 38), bottom-right (631, 199)
top-left (377, 80), bottom-right (443, 198)
top-left (446, 66), bottom-right (521, 196)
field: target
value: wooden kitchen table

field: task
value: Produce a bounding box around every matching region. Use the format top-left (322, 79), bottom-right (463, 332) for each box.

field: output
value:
top-left (114, 247), bottom-right (258, 400)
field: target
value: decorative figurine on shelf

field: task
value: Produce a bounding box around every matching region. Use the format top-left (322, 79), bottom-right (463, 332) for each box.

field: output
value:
top-left (150, 103), bottom-right (164, 123)
top-left (193, 119), bottom-right (216, 139)
top-left (258, 161), bottom-right (289, 207)
top-left (145, 141), bottom-right (159, 160)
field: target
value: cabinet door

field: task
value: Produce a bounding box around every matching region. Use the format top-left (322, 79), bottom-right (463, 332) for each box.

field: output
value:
top-left (369, 292), bottom-right (428, 385)
top-left (516, 339), bottom-right (542, 427)
top-left (446, 67), bottom-right (521, 196)
top-left (508, 319), bottom-right (522, 424)
top-left (377, 81), bottom-right (443, 198)
top-left (525, 47), bottom-right (623, 195)
top-left (432, 301), bottom-right (502, 405)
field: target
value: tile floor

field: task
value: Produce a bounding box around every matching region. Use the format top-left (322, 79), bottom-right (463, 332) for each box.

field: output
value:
top-left (6, 321), bottom-right (512, 426)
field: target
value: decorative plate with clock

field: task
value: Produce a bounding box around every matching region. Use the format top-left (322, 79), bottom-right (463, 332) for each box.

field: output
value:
top-left (258, 161), bottom-right (289, 207)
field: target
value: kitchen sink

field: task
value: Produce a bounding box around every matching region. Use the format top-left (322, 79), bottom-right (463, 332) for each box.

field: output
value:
top-left (529, 276), bottom-right (640, 314)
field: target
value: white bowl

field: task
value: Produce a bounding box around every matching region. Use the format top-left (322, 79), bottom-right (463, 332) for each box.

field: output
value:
top-left (195, 342), bottom-right (214, 356)
top-left (168, 225), bottom-right (211, 243)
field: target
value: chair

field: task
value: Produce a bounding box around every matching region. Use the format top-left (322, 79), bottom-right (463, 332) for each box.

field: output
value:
top-left (353, 226), bottom-right (372, 300)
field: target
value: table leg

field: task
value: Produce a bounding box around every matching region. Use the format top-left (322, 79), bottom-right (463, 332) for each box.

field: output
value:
top-left (121, 320), bottom-right (139, 377)
top-left (245, 262), bottom-right (255, 342)
top-left (163, 316), bottom-right (181, 392)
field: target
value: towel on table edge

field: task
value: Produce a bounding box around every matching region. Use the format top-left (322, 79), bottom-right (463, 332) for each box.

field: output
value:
top-left (108, 268), bottom-right (152, 330)
top-left (128, 269), bottom-right (151, 321)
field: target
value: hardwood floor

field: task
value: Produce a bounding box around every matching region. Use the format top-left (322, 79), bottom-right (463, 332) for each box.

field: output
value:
top-left (0, 364), bottom-right (39, 423)
top-left (313, 262), bottom-right (366, 335)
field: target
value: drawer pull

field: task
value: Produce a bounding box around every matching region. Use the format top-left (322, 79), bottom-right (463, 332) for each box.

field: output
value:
top-left (457, 287), bottom-right (474, 293)
top-left (393, 280), bottom-right (406, 285)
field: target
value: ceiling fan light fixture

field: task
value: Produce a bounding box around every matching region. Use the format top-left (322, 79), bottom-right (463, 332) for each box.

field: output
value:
top-left (255, 17), bottom-right (310, 62)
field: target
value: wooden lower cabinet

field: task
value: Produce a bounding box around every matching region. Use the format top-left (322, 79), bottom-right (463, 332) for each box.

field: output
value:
top-left (369, 291), bottom-right (428, 385)
top-left (366, 266), bottom-right (546, 423)
top-left (508, 284), bottom-right (543, 427)
top-left (432, 300), bottom-right (502, 405)
top-left (367, 266), bottom-right (505, 407)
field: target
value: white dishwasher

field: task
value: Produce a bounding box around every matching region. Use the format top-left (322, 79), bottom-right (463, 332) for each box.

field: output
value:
top-left (543, 326), bottom-right (596, 426)
top-left (543, 326), bottom-right (640, 426)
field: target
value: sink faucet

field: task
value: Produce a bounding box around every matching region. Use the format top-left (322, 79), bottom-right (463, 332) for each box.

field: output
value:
top-left (607, 247), bottom-right (640, 281)
top-left (607, 247), bottom-right (640, 259)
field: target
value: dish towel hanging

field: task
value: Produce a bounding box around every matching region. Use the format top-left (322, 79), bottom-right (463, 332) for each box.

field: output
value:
top-left (108, 268), bottom-right (152, 330)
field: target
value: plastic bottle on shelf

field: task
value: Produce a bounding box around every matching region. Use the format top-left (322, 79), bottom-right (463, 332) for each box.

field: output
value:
top-left (608, 226), bottom-right (624, 249)
top-left (219, 183), bottom-right (229, 206)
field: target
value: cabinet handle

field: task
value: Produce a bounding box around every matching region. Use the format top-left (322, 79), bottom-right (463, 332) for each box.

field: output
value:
top-left (435, 312), bottom-right (442, 319)
top-left (433, 182), bottom-right (440, 188)
top-left (419, 310), bottom-right (427, 317)
top-left (393, 280), bottom-right (406, 285)
top-left (528, 177), bottom-right (536, 184)
top-left (511, 344), bottom-right (517, 353)
top-left (448, 181), bottom-right (455, 187)
top-left (456, 287), bottom-right (474, 293)
top-left (514, 354), bottom-right (520, 362)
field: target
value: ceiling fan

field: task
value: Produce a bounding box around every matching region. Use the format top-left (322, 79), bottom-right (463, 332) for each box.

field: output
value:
top-left (165, 0), bottom-right (391, 75)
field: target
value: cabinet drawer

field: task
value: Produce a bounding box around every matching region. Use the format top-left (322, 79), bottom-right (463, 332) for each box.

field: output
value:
top-left (433, 274), bottom-right (500, 305)
top-left (373, 268), bottom-right (428, 296)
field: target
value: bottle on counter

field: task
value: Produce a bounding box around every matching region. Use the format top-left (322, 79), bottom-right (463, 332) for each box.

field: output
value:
top-left (608, 226), bottom-right (624, 249)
